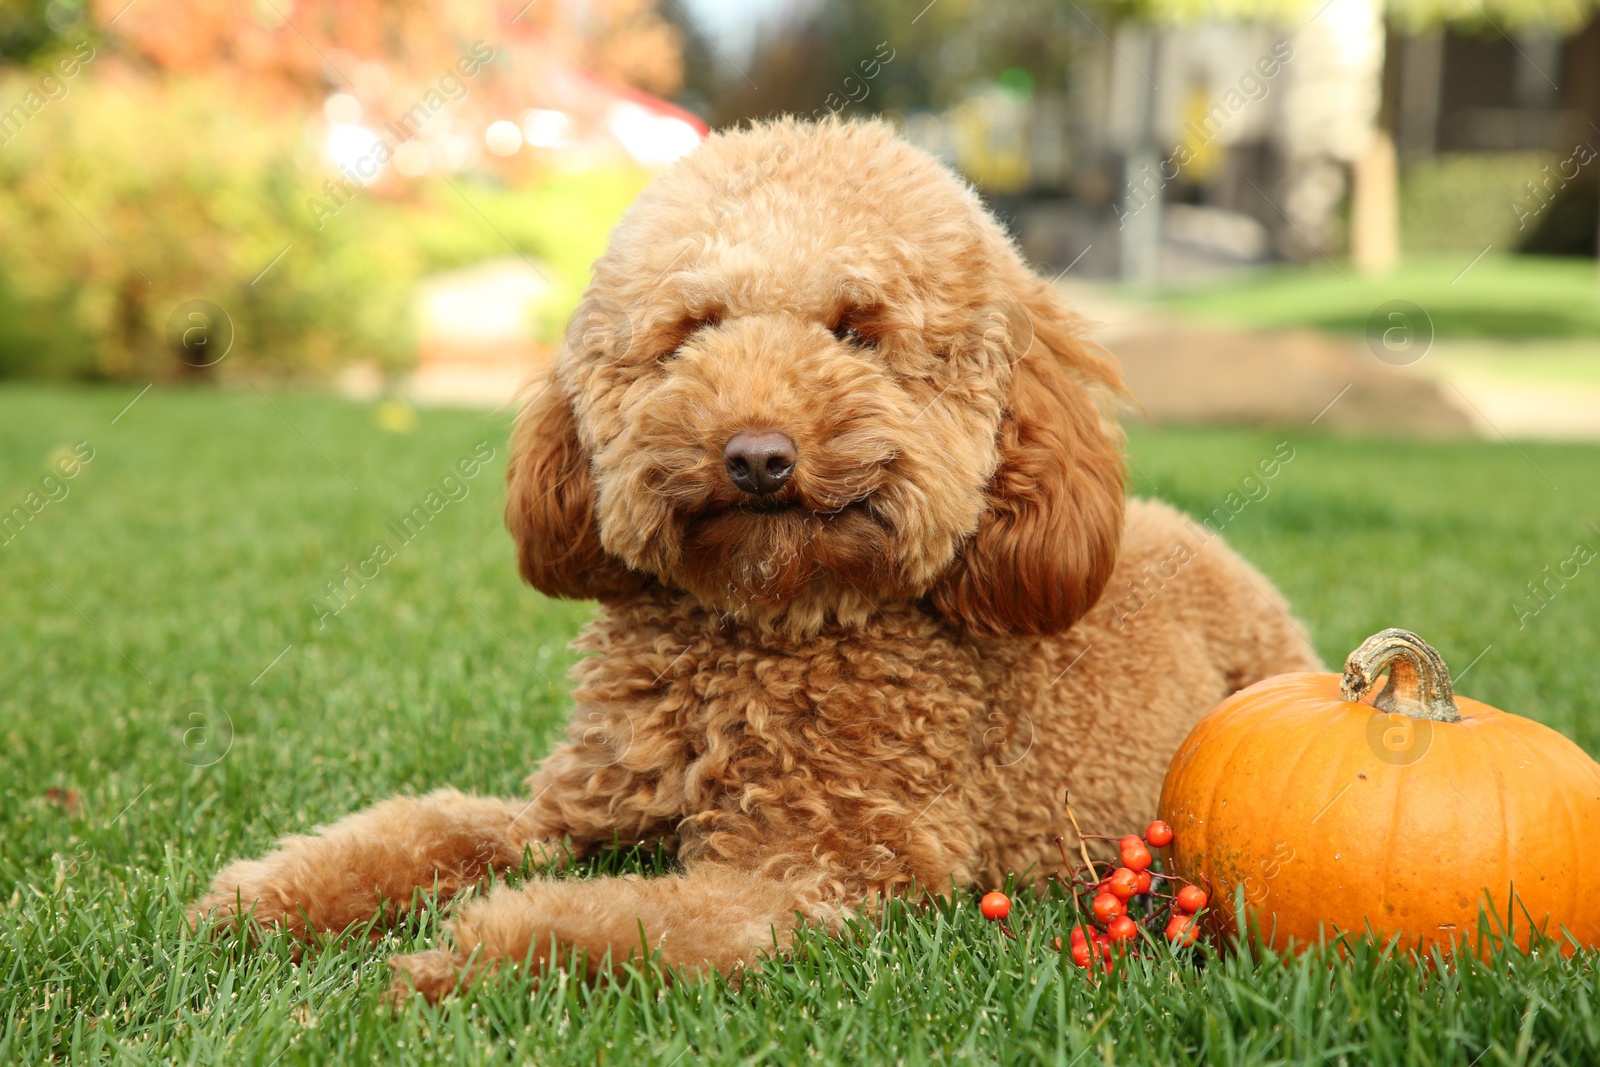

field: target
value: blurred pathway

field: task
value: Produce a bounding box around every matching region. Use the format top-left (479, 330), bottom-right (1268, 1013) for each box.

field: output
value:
top-left (1414, 339), bottom-right (1600, 441)
top-left (1060, 281), bottom-right (1600, 441)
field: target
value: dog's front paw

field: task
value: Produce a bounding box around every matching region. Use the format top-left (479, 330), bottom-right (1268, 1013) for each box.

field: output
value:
top-left (189, 857), bottom-right (311, 937)
top-left (388, 949), bottom-right (474, 1004)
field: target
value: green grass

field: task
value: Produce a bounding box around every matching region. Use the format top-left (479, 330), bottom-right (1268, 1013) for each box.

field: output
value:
top-left (1139, 256), bottom-right (1600, 340)
top-left (2, 384), bottom-right (1599, 1065)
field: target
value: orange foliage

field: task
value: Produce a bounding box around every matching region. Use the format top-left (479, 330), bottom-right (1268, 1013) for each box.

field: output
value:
top-left (91, 0), bottom-right (682, 101)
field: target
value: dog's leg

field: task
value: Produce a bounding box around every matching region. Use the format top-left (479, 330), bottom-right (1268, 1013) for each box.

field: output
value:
top-left (192, 729), bottom-right (671, 939)
top-left (387, 767), bottom-right (977, 1001)
top-left (388, 864), bottom-right (832, 1002)
top-left (193, 658), bottom-right (687, 940)
top-left (189, 788), bottom-right (558, 939)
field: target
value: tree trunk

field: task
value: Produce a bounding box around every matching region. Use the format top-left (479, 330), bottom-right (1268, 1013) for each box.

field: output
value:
top-left (1351, 129), bottom-right (1399, 274)
top-left (1350, 22), bottom-right (1401, 275)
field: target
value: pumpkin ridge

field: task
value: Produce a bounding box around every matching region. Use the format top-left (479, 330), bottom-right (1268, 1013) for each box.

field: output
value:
top-left (1378, 734), bottom-right (1411, 944)
top-left (1268, 716), bottom-right (1330, 940)
top-left (1569, 750), bottom-right (1600, 944)
top-left (1200, 691), bottom-right (1276, 869)
top-left (1515, 724), bottom-right (1580, 935)
top-left (1477, 723), bottom-right (1515, 942)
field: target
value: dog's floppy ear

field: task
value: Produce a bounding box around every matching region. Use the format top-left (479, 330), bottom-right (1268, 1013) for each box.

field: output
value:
top-left (505, 376), bottom-right (649, 601)
top-left (928, 277), bottom-right (1127, 637)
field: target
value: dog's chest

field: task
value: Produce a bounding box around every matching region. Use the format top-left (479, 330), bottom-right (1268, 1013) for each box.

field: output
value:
top-left (573, 601), bottom-right (1000, 801)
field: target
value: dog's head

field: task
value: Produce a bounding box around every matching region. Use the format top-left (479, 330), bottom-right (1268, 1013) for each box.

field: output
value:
top-left (507, 119), bottom-right (1125, 637)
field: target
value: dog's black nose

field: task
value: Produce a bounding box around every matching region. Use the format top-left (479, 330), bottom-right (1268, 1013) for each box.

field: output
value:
top-left (722, 430), bottom-right (797, 496)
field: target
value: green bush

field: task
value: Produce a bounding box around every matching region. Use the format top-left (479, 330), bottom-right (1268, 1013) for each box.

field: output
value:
top-left (0, 72), bottom-right (389, 378)
top-left (0, 67), bottom-right (650, 380)
top-left (1399, 151), bottom-right (1554, 257)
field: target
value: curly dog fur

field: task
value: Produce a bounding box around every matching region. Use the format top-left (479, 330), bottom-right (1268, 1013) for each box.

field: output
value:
top-left (193, 118), bottom-right (1319, 1001)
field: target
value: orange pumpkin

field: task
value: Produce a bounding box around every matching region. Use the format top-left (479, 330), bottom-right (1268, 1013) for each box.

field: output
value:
top-left (1158, 628), bottom-right (1600, 954)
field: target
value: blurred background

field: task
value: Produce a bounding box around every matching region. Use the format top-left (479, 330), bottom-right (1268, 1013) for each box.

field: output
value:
top-left (0, 0), bottom-right (1597, 430)
top-left (4, 10), bottom-right (1599, 1043)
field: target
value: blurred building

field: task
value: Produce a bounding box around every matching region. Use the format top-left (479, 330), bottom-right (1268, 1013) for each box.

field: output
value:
top-left (1390, 22), bottom-right (1597, 156)
top-left (905, 8), bottom-right (1600, 280)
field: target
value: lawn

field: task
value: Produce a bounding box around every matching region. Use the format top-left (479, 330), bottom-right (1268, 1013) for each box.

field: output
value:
top-left (2, 383), bottom-right (1599, 1065)
top-left (1138, 256), bottom-right (1600, 341)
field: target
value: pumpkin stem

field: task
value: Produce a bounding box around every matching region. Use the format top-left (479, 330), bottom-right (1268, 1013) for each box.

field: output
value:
top-left (1339, 629), bottom-right (1462, 723)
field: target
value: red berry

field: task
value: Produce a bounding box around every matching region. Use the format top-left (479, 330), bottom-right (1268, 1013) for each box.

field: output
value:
top-left (1091, 893), bottom-right (1125, 922)
top-left (1105, 867), bottom-right (1139, 901)
top-left (1133, 870), bottom-right (1153, 895)
top-left (1145, 820), bottom-right (1174, 848)
top-left (1166, 912), bottom-right (1200, 945)
top-left (1176, 885), bottom-right (1208, 913)
top-left (1069, 924), bottom-right (1089, 945)
top-left (1105, 915), bottom-right (1138, 942)
top-left (979, 891), bottom-right (1011, 921)
top-left (1119, 834), bottom-right (1144, 853)
top-left (1121, 843), bottom-right (1153, 872)
top-left (1070, 941), bottom-right (1093, 968)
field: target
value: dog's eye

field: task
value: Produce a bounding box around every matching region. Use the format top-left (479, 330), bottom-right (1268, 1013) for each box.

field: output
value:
top-left (658, 315), bottom-right (719, 364)
top-left (831, 311), bottom-right (878, 348)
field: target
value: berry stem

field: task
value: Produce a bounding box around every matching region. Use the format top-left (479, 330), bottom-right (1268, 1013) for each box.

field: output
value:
top-left (1063, 860), bottom-right (1088, 942)
top-left (1062, 791), bottom-right (1100, 884)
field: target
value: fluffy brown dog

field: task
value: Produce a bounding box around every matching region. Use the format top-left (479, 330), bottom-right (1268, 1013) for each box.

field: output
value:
top-left (194, 119), bottom-right (1319, 1001)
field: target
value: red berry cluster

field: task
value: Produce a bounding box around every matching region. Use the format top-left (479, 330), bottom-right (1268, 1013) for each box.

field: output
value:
top-left (1055, 820), bottom-right (1209, 970)
top-left (977, 805), bottom-right (1210, 973)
